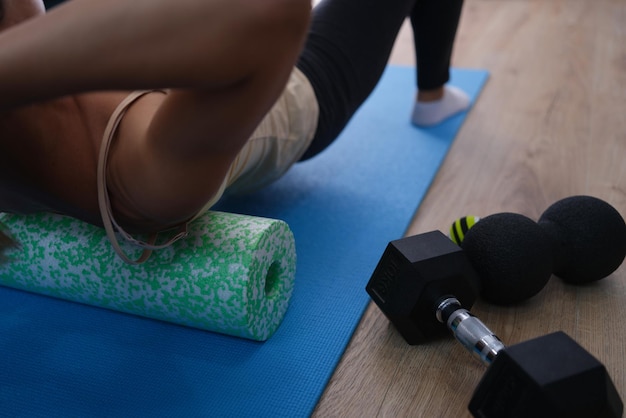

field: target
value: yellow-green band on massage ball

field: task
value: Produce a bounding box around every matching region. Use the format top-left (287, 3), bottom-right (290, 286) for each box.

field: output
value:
top-left (0, 211), bottom-right (296, 341)
top-left (449, 215), bottom-right (480, 246)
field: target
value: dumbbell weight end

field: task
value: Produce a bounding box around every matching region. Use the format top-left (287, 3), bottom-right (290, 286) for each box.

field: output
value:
top-left (366, 231), bottom-right (482, 344)
top-left (469, 332), bottom-right (624, 418)
top-left (436, 298), bottom-right (624, 417)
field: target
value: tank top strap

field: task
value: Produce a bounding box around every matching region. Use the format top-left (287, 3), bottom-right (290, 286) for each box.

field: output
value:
top-left (97, 90), bottom-right (188, 265)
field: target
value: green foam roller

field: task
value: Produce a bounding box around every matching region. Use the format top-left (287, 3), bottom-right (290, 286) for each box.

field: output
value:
top-left (0, 211), bottom-right (296, 341)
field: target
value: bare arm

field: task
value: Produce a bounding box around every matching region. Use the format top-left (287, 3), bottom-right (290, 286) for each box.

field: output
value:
top-left (0, 0), bottom-right (311, 228)
top-left (0, 0), bottom-right (308, 107)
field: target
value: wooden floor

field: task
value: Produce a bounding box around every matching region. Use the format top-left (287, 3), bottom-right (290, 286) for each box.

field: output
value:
top-left (313, 0), bottom-right (626, 416)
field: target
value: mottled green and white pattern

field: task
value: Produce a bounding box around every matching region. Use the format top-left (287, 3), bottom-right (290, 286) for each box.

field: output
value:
top-left (0, 211), bottom-right (296, 341)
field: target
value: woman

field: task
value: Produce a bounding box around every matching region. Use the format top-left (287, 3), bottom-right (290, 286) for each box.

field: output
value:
top-left (0, 0), bottom-right (467, 263)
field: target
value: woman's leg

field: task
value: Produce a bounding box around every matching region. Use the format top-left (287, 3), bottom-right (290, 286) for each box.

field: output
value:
top-left (411, 0), bottom-right (464, 91)
top-left (410, 0), bottom-right (470, 127)
top-left (296, 0), bottom-right (417, 160)
top-left (43, 0), bottom-right (65, 10)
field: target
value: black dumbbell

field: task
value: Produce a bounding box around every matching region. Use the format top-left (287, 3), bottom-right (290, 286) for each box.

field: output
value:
top-left (365, 196), bottom-right (626, 417)
top-left (366, 231), bottom-right (623, 417)
top-left (451, 195), bottom-right (626, 305)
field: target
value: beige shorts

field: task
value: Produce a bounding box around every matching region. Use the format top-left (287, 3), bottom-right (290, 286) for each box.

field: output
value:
top-left (196, 66), bottom-right (320, 214)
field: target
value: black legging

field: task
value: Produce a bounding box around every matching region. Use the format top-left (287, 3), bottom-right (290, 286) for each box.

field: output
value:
top-left (296, 0), bottom-right (464, 160)
top-left (43, 0), bottom-right (65, 9)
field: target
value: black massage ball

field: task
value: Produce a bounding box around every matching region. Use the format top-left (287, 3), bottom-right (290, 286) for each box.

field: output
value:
top-left (461, 213), bottom-right (553, 305)
top-left (538, 195), bottom-right (626, 284)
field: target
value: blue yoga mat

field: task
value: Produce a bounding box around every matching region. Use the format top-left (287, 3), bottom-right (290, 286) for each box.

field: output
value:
top-left (0, 66), bottom-right (488, 417)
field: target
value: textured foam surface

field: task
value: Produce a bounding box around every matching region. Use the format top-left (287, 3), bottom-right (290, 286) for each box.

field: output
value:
top-left (0, 211), bottom-right (296, 341)
top-left (0, 66), bottom-right (488, 417)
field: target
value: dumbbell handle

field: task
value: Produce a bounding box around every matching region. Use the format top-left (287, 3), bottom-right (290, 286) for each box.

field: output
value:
top-left (436, 298), bottom-right (505, 366)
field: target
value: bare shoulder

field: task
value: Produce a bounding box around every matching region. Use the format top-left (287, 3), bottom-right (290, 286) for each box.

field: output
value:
top-left (0, 91), bottom-right (137, 224)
